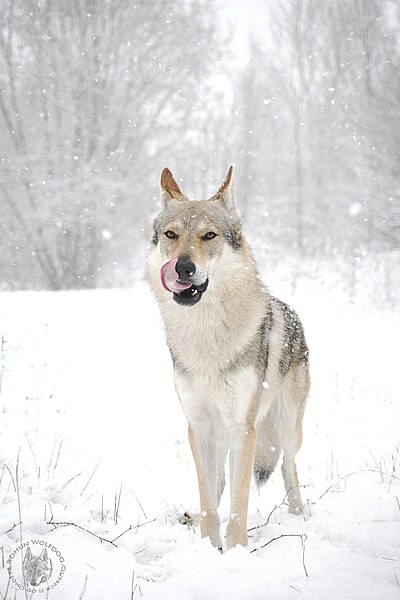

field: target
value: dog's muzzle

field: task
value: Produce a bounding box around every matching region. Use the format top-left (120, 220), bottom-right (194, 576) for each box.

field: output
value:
top-left (160, 258), bottom-right (208, 306)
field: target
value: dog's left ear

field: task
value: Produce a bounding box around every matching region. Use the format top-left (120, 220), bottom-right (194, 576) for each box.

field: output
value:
top-left (40, 549), bottom-right (48, 561)
top-left (210, 166), bottom-right (237, 212)
top-left (160, 168), bottom-right (187, 207)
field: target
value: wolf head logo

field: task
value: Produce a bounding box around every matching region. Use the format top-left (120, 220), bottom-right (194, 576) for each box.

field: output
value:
top-left (23, 547), bottom-right (53, 587)
top-left (150, 166), bottom-right (243, 306)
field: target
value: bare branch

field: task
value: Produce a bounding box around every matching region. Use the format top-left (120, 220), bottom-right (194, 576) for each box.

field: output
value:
top-left (251, 533), bottom-right (309, 578)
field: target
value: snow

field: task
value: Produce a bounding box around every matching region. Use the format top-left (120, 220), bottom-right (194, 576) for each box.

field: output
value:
top-left (0, 280), bottom-right (399, 599)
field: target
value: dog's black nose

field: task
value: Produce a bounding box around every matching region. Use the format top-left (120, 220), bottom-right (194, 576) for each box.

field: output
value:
top-left (175, 257), bottom-right (196, 281)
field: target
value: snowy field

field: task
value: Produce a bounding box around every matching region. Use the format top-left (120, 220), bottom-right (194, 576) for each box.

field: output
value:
top-left (0, 276), bottom-right (399, 599)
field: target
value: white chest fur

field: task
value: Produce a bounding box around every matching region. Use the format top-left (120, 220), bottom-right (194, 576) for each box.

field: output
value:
top-left (174, 362), bottom-right (263, 433)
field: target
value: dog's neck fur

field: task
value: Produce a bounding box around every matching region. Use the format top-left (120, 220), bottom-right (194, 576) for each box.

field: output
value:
top-left (148, 237), bottom-right (268, 374)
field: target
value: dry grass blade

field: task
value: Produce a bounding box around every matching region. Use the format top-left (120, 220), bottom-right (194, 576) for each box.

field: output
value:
top-left (80, 460), bottom-right (100, 497)
top-left (78, 574), bottom-right (88, 599)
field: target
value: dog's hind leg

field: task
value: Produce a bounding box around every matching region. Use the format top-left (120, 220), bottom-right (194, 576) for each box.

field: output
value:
top-left (279, 382), bottom-right (307, 515)
top-left (282, 452), bottom-right (303, 514)
top-left (188, 424), bottom-right (227, 549)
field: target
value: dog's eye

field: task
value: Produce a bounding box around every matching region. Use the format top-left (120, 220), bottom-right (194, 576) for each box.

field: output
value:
top-left (202, 232), bottom-right (217, 241)
top-left (164, 230), bottom-right (178, 240)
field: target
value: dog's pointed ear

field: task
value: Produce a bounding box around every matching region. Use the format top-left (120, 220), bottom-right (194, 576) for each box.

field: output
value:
top-left (40, 549), bottom-right (48, 561)
top-left (210, 166), bottom-right (237, 211)
top-left (160, 168), bottom-right (186, 207)
top-left (24, 548), bottom-right (32, 561)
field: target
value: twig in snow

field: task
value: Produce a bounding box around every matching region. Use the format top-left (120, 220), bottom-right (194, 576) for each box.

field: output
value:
top-left (388, 444), bottom-right (399, 493)
top-left (0, 463), bottom-right (17, 492)
top-left (80, 460), bottom-right (100, 497)
top-left (367, 448), bottom-right (384, 483)
top-left (1, 573), bottom-right (11, 600)
top-left (131, 578), bottom-right (143, 599)
top-left (320, 469), bottom-right (400, 500)
top-left (24, 434), bottom-right (40, 483)
top-left (394, 572), bottom-right (400, 588)
top-left (130, 568), bottom-right (146, 596)
top-left (1, 522), bottom-right (22, 536)
top-left (114, 483), bottom-right (122, 525)
top-left (130, 570), bottom-right (135, 600)
top-left (289, 585), bottom-right (303, 593)
top-left (248, 506), bottom-right (282, 533)
top-left (101, 494), bottom-right (106, 523)
top-left (110, 518), bottom-right (156, 544)
top-left (132, 490), bottom-right (148, 520)
top-left (44, 502), bottom-right (54, 524)
top-left (52, 438), bottom-right (64, 474)
top-left (251, 533), bottom-right (309, 578)
top-left (81, 491), bottom-right (97, 506)
top-left (60, 471), bottom-right (84, 491)
top-left (78, 575), bottom-right (88, 599)
top-left (47, 516), bottom-right (154, 549)
top-left (248, 485), bottom-right (309, 532)
top-left (15, 450), bottom-right (29, 600)
top-left (47, 521), bottom-right (118, 547)
top-left (46, 437), bottom-right (58, 481)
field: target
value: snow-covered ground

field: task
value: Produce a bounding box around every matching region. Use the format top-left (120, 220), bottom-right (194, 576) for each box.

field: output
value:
top-left (0, 277), bottom-right (399, 599)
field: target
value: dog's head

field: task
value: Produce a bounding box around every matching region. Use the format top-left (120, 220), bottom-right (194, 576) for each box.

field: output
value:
top-left (150, 166), bottom-right (242, 306)
top-left (23, 548), bottom-right (53, 586)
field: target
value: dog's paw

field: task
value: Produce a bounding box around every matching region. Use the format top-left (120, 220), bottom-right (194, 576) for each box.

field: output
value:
top-left (288, 503), bottom-right (311, 520)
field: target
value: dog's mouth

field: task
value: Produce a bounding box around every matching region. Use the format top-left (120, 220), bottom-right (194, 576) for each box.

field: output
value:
top-left (160, 259), bottom-right (208, 306)
top-left (172, 279), bottom-right (209, 306)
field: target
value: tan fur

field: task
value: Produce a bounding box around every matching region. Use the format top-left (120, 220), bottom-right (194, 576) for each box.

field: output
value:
top-left (147, 167), bottom-right (310, 550)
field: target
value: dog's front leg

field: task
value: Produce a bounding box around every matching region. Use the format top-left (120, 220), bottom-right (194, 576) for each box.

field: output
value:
top-left (188, 424), bottom-right (224, 550)
top-left (226, 425), bottom-right (256, 549)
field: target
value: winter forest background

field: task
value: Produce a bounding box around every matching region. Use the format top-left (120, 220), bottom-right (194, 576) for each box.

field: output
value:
top-left (0, 3), bottom-right (399, 597)
top-left (0, 0), bottom-right (399, 303)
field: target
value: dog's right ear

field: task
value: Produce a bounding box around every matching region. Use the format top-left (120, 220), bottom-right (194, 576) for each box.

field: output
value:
top-left (24, 548), bottom-right (33, 561)
top-left (160, 168), bottom-right (186, 207)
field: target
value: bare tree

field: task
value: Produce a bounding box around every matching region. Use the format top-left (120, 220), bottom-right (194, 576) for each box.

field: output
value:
top-left (0, 0), bottom-right (227, 289)
top-left (229, 0), bottom-right (400, 287)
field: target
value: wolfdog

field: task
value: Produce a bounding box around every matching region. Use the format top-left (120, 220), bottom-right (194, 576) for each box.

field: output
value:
top-left (23, 547), bottom-right (53, 587)
top-left (147, 166), bottom-right (310, 550)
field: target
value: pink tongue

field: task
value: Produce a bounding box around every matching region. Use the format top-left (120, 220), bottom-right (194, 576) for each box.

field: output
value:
top-left (160, 258), bottom-right (192, 293)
